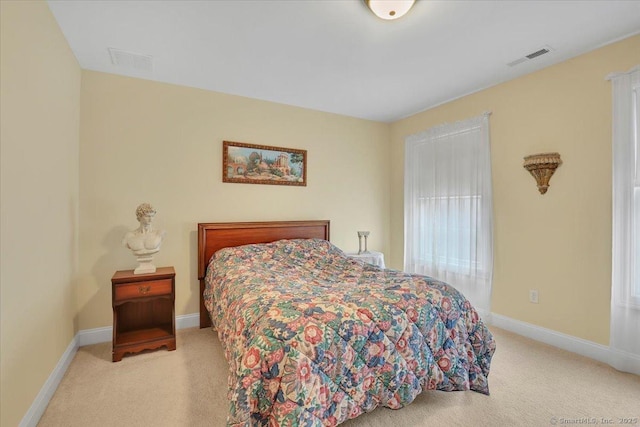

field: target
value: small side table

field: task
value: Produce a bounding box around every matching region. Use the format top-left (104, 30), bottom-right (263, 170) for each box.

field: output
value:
top-left (111, 267), bottom-right (176, 362)
top-left (347, 251), bottom-right (386, 268)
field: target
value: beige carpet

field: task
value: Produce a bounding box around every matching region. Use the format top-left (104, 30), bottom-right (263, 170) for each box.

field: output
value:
top-left (38, 327), bottom-right (640, 427)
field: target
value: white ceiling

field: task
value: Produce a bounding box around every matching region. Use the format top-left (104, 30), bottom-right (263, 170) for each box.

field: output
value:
top-left (47, 0), bottom-right (640, 122)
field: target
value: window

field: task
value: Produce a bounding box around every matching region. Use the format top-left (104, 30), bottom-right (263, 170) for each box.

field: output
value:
top-left (416, 194), bottom-right (483, 274)
top-left (632, 85), bottom-right (640, 303)
top-left (612, 71), bottom-right (640, 308)
top-left (609, 65), bottom-right (640, 373)
top-left (404, 113), bottom-right (493, 313)
top-left (634, 183), bottom-right (639, 301)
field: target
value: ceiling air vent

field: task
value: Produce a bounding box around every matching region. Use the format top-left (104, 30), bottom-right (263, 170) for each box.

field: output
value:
top-left (526, 48), bottom-right (550, 59)
top-left (507, 45), bottom-right (554, 67)
top-left (108, 48), bottom-right (153, 72)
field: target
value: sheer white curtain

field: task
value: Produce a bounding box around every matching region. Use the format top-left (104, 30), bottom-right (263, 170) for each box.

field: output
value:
top-left (609, 65), bottom-right (640, 375)
top-left (404, 113), bottom-right (493, 314)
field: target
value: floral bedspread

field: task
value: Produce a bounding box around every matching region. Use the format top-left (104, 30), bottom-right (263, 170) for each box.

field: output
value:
top-left (204, 239), bottom-right (495, 426)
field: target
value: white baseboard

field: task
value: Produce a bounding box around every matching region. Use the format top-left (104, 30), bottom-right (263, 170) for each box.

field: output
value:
top-left (20, 311), bottom-right (639, 427)
top-left (20, 312), bottom-right (201, 427)
top-left (176, 312), bottom-right (200, 330)
top-left (19, 335), bottom-right (78, 427)
top-left (77, 312), bottom-right (201, 346)
top-left (490, 313), bottom-right (640, 376)
top-left (77, 325), bottom-right (112, 347)
top-left (608, 347), bottom-right (640, 375)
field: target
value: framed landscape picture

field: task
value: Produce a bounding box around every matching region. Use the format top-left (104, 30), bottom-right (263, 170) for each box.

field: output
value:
top-left (223, 141), bottom-right (307, 186)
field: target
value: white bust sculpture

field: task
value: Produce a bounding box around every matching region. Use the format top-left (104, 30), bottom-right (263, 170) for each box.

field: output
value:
top-left (123, 203), bottom-right (165, 274)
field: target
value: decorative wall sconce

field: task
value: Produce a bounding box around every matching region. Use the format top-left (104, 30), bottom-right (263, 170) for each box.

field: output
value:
top-left (523, 152), bottom-right (562, 195)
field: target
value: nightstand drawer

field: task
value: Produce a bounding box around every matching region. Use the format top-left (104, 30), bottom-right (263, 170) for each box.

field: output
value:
top-left (114, 279), bottom-right (172, 302)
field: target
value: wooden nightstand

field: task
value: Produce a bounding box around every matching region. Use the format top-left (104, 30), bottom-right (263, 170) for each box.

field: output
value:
top-left (111, 267), bottom-right (176, 362)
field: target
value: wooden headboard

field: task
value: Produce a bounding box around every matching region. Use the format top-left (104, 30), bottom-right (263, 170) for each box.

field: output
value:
top-left (197, 220), bottom-right (330, 328)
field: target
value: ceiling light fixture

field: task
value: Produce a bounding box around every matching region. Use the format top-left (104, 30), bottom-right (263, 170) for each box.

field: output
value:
top-left (365, 0), bottom-right (416, 20)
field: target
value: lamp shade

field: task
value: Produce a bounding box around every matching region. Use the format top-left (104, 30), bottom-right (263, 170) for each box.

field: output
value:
top-left (366, 0), bottom-right (416, 20)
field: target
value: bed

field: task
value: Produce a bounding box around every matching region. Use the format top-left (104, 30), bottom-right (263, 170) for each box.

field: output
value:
top-left (198, 220), bottom-right (495, 426)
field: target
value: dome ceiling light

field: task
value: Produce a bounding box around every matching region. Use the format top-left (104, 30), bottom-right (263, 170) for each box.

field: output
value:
top-left (365, 0), bottom-right (416, 20)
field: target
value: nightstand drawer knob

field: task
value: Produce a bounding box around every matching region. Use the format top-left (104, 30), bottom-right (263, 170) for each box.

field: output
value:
top-left (138, 285), bottom-right (151, 295)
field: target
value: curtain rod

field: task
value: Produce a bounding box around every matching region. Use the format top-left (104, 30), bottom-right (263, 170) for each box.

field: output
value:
top-left (605, 65), bottom-right (639, 81)
top-left (406, 112), bottom-right (491, 142)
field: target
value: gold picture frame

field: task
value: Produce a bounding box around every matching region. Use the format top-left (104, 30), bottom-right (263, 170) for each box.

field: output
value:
top-left (223, 141), bottom-right (307, 186)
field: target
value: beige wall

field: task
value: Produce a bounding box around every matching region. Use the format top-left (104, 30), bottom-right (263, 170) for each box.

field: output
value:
top-left (0, 2), bottom-right (81, 426)
top-left (390, 35), bottom-right (640, 345)
top-left (78, 71), bottom-right (390, 330)
top-left (2, 1), bottom-right (637, 422)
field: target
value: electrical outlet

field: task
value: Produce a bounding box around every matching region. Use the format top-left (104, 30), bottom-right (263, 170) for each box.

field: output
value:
top-left (529, 290), bottom-right (539, 304)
